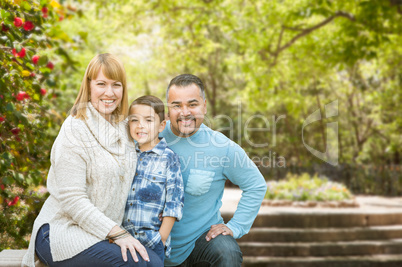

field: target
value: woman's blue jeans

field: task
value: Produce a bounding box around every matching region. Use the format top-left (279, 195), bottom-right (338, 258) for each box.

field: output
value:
top-left (178, 230), bottom-right (243, 267)
top-left (35, 224), bottom-right (163, 267)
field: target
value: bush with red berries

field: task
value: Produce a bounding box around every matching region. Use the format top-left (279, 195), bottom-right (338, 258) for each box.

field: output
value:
top-left (0, 0), bottom-right (77, 250)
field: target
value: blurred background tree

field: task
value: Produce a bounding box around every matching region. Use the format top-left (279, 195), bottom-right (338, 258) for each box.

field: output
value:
top-left (1, 0), bottom-right (401, 249)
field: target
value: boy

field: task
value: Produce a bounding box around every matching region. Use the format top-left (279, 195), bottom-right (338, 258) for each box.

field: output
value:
top-left (123, 95), bottom-right (184, 262)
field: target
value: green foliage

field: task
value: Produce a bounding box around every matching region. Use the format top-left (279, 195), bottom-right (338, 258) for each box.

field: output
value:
top-left (72, 0), bottom-right (402, 167)
top-left (265, 173), bottom-right (353, 202)
top-left (0, 0), bottom-right (77, 250)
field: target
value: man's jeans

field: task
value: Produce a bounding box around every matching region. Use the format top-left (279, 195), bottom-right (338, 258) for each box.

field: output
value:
top-left (35, 224), bottom-right (163, 267)
top-left (177, 230), bottom-right (242, 267)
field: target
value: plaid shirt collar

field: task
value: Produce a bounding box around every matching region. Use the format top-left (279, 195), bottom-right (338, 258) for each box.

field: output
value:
top-left (135, 137), bottom-right (167, 156)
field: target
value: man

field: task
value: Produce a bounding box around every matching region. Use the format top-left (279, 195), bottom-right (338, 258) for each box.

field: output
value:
top-left (161, 74), bottom-right (267, 266)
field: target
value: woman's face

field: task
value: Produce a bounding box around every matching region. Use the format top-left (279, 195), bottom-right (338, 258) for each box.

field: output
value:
top-left (90, 69), bottom-right (123, 122)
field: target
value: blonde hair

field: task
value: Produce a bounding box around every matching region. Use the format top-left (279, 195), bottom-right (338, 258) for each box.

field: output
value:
top-left (70, 53), bottom-right (128, 122)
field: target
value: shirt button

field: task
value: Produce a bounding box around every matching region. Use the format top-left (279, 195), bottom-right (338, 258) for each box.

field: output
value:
top-left (135, 232), bottom-right (138, 235)
top-left (139, 158), bottom-right (143, 161)
top-left (119, 175), bottom-right (124, 179)
top-left (127, 219), bottom-right (130, 222)
top-left (132, 188), bottom-right (135, 191)
top-left (130, 203), bottom-right (133, 206)
top-left (135, 173), bottom-right (138, 176)
top-left (153, 177), bottom-right (156, 180)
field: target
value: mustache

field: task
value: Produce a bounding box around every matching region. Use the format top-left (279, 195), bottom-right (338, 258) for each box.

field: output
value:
top-left (177, 115), bottom-right (196, 121)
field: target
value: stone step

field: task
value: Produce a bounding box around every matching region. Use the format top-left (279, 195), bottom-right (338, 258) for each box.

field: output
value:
top-left (222, 212), bottom-right (402, 228)
top-left (242, 255), bottom-right (402, 267)
top-left (0, 250), bottom-right (45, 267)
top-left (239, 225), bottom-right (402, 243)
top-left (0, 250), bottom-right (26, 267)
top-left (239, 239), bottom-right (402, 257)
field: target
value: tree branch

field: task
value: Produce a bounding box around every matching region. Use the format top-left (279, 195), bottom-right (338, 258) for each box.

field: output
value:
top-left (0, 46), bottom-right (12, 51)
top-left (259, 11), bottom-right (356, 65)
top-left (277, 11), bottom-right (355, 54)
top-left (270, 27), bottom-right (285, 66)
top-left (282, 25), bottom-right (307, 31)
top-left (169, 6), bottom-right (206, 12)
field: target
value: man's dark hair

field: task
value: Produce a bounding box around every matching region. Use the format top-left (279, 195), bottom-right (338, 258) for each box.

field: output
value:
top-left (167, 74), bottom-right (205, 102)
top-left (129, 95), bottom-right (165, 122)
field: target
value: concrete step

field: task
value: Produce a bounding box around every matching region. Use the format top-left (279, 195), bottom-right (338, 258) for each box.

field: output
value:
top-left (0, 250), bottom-right (45, 267)
top-left (239, 239), bottom-right (402, 257)
top-left (0, 250), bottom-right (26, 267)
top-left (223, 212), bottom-right (402, 228)
top-left (239, 225), bottom-right (402, 243)
top-left (242, 255), bottom-right (402, 267)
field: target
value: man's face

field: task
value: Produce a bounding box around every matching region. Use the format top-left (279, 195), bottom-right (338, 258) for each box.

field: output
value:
top-left (167, 84), bottom-right (207, 137)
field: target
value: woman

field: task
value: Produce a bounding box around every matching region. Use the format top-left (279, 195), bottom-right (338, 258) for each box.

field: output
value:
top-left (22, 54), bottom-right (163, 266)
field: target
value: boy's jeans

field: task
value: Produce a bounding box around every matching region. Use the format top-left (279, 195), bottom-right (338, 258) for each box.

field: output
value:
top-left (153, 240), bottom-right (165, 263)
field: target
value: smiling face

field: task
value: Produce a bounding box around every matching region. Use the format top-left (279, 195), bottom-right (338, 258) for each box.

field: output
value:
top-left (129, 104), bottom-right (166, 151)
top-left (167, 83), bottom-right (207, 137)
top-left (90, 70), bottom-right (123, 122)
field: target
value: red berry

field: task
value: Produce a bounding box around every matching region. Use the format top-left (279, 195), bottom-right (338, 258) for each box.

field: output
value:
top-left (18, 48), bottom-right (26, 58)
top-left (11, 127), bottom-right (20, 135)
top-left (0, 95), bottom-right (3, 99)
top-left (23, 21), bottom-right (34, 31)
top-left (16, 91), bottom-right (27, 101)
top-left (32, 55), bottom-right (40, 65)
top-left (8, 196), bottom-right (20, 206)
top-left (12, 48), bottom-right (26, 58)
top-left (40, 88), bottom-right (47, 95)
top-left (30, 72), bottom-right (36, 77)
top-left (0, 184), bottom-right (4, 190)
top-left (42, 7), bottom-right (48, 18)
top-left (14, 17), bottom-right (23, 27)
top-left (1, 22), bottom-right (9, 32)
top-left (46, 61), bottom-right (54, 70)
top-left (59, 16), bottom-right (64, 21)
top-left (0, 116), bottom-right (4, 122)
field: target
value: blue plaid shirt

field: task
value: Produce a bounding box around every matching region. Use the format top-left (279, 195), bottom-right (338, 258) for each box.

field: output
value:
top-left (123, 138), bottom-right (184, 258)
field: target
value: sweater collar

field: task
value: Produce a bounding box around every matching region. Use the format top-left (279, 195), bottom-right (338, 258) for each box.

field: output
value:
top-left (85, 102), bottom-right (128, 155)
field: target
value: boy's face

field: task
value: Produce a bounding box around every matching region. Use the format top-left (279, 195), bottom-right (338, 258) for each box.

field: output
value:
top-left (129, 104), bottom-right (166, 150)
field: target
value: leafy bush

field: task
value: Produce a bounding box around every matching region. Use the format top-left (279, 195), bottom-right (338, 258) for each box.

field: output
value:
top-left (265, 173), bottom-right (354, 202)
top-left (0, 0), bottom-right (77, 250)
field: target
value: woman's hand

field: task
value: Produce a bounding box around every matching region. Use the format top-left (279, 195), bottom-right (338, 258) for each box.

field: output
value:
top-left (114, 235), bottom-right (150, 263)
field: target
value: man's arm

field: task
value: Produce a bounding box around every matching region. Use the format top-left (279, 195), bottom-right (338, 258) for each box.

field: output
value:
top-left (206, 141), bottom-right (267, 241)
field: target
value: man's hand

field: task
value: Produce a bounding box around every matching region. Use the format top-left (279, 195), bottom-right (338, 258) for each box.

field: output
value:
top-left (205, 224), bottom-right (233, 241)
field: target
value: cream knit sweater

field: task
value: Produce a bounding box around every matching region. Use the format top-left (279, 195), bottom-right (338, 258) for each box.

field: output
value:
top-left (22, 103), bottom-right (137, 267)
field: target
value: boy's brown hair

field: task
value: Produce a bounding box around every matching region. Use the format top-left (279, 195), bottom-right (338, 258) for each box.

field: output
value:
top-left (129, 95), bottom-right (165, 122)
